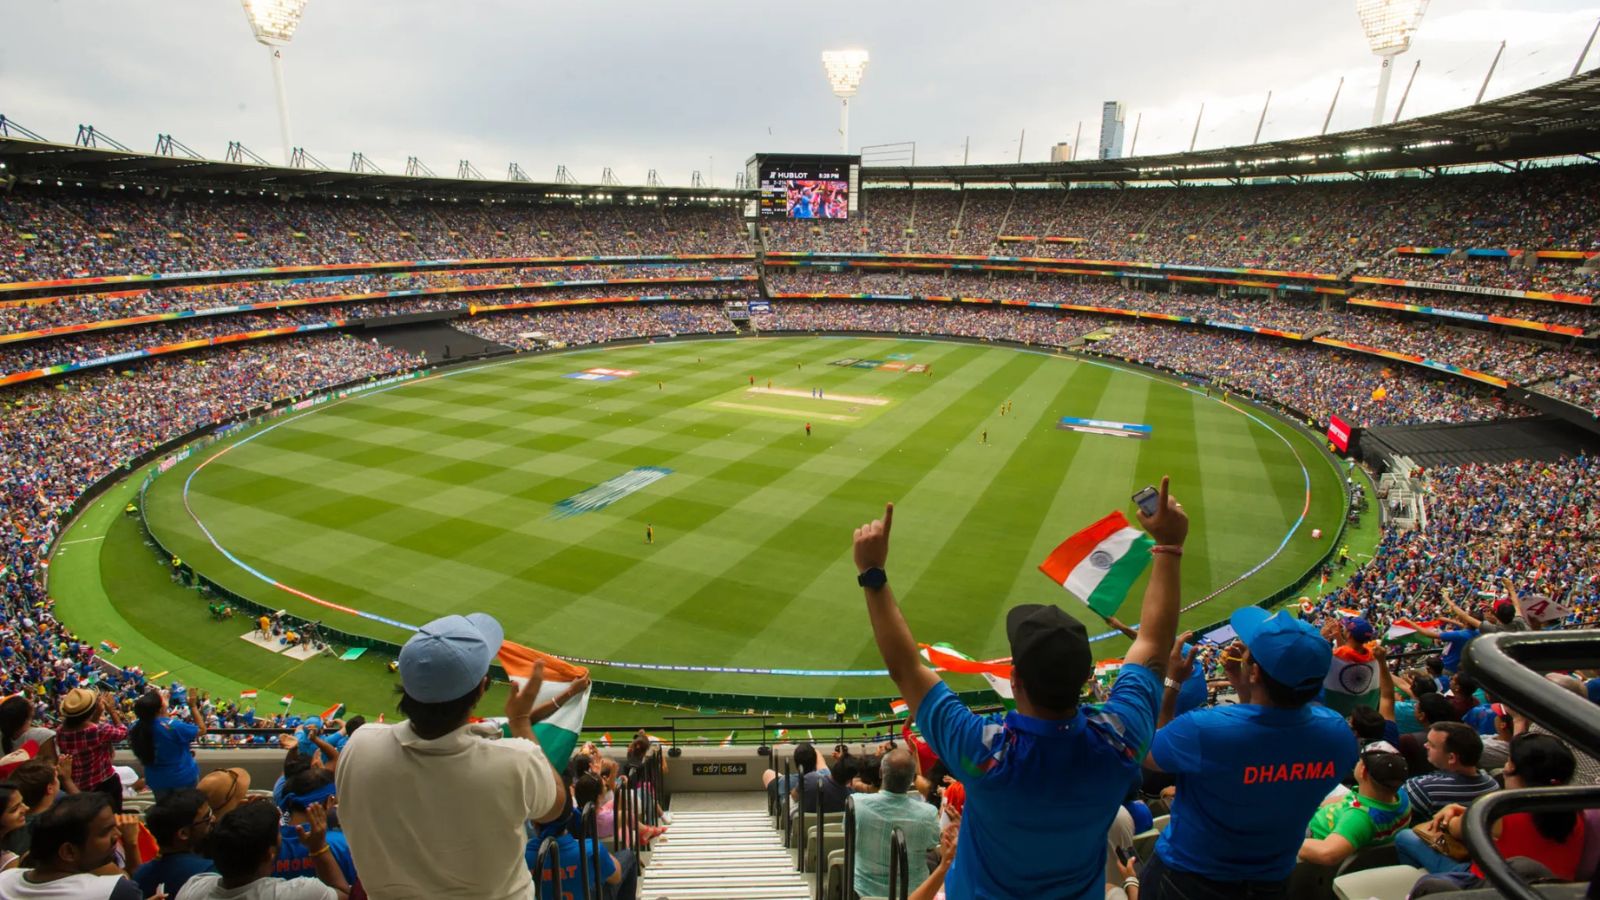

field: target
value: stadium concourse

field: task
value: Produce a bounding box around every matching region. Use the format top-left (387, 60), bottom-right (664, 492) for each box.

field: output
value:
top-left (2, 143), bottom-right (1600, 899)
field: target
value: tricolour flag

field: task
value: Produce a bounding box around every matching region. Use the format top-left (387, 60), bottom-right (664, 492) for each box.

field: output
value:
top-left (279, 695), bottom-right (294, 707)
top-left (1038, 511), bottom-right (1154, 617)
top-left (773, 728), bottom-right (789, 740)
top-left (1385, 619), bottom-right (1441, 645)
top-left (1321, 646), bottom-right (1379, 716)
top-left (889, 699), bottom-right (909, 718)
top-left (319, 702), bottom-right (345, 722)
top-left (720, 731), bottom-right (735, 747)
top-left (98, 641), bottom-right (119, 655)
top-left (600, 733), bottom-right (612, 747)
top-left (919, 643), bottom-right (1012, 678)
top-left (497, 640), bottom-right (591, 770)
top-left (239, 690), bottom-right (258, 700)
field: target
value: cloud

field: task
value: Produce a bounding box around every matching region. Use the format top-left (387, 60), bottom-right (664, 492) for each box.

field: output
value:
top-left (1, 0), bottom-right (1594, 183)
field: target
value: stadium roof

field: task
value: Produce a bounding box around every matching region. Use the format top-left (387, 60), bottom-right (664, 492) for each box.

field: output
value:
top-left (2, 68), bottom-right (1599, 199)
top-left (862, 67), bottom-right (1600, 185)
top-left (0, 132), bottom-right (747, 203)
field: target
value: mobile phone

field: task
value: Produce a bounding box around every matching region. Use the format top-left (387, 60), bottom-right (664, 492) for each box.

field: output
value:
top-left (1114, 846), bottom-right (1130, 865)
top-left (1133, 485), bottom-right (1160, 518)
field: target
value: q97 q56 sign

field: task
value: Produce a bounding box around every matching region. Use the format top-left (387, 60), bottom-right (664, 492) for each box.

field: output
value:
top-left (692, 763), bottom-right (748, 776)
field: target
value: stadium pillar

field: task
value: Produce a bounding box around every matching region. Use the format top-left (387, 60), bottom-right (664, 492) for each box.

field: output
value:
top-left (1372, 55), bottom-right (1396, 127)
top-left (268, 46), bottom-right (294, 165)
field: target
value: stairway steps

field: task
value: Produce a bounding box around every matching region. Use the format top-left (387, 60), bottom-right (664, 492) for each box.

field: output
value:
top-left (641, 809), bottom-right (812, 900)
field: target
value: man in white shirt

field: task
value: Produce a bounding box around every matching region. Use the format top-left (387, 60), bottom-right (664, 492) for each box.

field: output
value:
top-left (335, 613), bottom-right (569, 899)
top-left (174, 798), bottom-right (346, 900)
top-left (0, 793), bottom-right (143, 900)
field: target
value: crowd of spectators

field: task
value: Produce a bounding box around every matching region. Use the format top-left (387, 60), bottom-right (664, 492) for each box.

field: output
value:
top-left (0, 188), bottom-right (752, 283)
top-left (454, 302), bottom-right (737, 349)
top-left (1357, 289), bottom-right (1600, 331)
top-left (758, 166), bottom-right (1600, 275)
top-left (768, 269), bottom-right (1335, 333)
top-left (1093, 321), bottom-right (1521, 427)
top-left (1316, 454), bottom-right (1600, 640)
top-left (1364, 254), bottom-right (1600, 297)
top-left (0, 262), bottom-right (755, 336)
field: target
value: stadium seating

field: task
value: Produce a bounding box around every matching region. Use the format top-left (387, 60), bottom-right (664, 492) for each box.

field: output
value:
top-left (6, 166), bottom-right (1600, 900)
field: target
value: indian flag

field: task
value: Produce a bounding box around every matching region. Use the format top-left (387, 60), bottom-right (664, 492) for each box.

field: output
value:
top-left (921, 643), bottom-right (1017, 708)
top-left (1038, 511), bottom-right (1154, 617)
top-left (600, 733), bottom-right (612, 747)
top-left (920, 643), bottom-right (1012, 678)
top-left (98, 641), bottom-right (119, 655)
top-left (773, 728), bottom-right (789, 740)
top-left (981, 673), bottom-right (1016, 709)
top-left (720, 731), bottom-right (736, 747)
top-left (279, 695), bottom-right (294, 707)
top-left (889, 699), bottom-right (909, 718)
top-left (496, 640), bottom-right (591, 769)
top-left (319, 702), bottom-right (345, 722)
top-left (1322, 646), bottom-right (1379, 715)
top-left (1386, 619), bottom-right (1441, 646)
top-left (239, 690), bottom-right (258, 700)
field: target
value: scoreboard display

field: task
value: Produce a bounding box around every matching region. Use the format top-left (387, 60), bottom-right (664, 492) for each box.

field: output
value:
top-left (747, 153), bottom-right (860, 220)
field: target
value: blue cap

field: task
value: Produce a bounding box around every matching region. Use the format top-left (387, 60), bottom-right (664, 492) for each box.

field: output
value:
top-left (398, 613), bottom-right (505, 703)
top-left (1230, 607), bottom-right (1332, 691)
top-left (1343, 616), bottom-right (1375, 644)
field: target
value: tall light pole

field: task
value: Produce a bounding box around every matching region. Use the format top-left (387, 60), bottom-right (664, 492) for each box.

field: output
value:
top-left (240, 0), bottom-right (310, 164)
top-left (1356, 0), bottom-right (1430, 127)
top-left (821, 49), bottom-right (869, 155)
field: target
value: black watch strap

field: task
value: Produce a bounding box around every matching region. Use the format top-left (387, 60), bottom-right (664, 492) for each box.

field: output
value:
top-left (857, 567), bottom-right (888, 589)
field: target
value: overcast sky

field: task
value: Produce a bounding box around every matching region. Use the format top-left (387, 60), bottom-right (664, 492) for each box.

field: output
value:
top-left (3, 0), bottom-right (1597, 187)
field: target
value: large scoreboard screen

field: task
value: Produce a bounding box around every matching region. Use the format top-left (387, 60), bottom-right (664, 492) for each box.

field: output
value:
top-left (749, 154), bottom-right (860, 219)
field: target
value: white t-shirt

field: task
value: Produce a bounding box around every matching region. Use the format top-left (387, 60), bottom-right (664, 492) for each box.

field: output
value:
top-left (0, 869), bottom-right (140, 899)
top-left (175, 874), bottom-right (335, 900)
top-left (333, 720), bottom-right (562, 900)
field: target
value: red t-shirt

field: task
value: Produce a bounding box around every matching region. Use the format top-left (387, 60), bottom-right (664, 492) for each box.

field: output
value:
top-left (1471, 812), bottom-right (1586, 881)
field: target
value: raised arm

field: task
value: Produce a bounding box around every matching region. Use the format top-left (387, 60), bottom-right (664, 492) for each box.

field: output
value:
top-left (1101, 615), bottom-right (1139, 641)
top-left (298, 801), bottom-right (352, 899)
top-left (1373, 644), bottom-right (1396, 723)
top-left (1123, 477), bottom-right (1189, 678)
top-left (1441, 590), bottom-right (1481, 630)
top-left (1157, 635), bottom-right (1200, 729)
top-left (853, 503), bottom-right (941, 720)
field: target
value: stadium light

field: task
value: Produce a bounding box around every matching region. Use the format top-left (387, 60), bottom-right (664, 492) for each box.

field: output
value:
top-left (1356, 0), bottom-right (1430, 127)
top-left (821, 49), bottom-right (869, 154)
top-left (240, 0), bottom-right (310, 164)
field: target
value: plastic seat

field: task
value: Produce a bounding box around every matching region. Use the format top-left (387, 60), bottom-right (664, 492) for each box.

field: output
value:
top-left (1333, 864), bottom-right (1424, 900)
top-left (1131, 828), bottom-right (1160, 861)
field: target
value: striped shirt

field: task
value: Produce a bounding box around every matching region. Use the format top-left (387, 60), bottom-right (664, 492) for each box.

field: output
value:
top-left (1402, 770), bottom-right (1499, 819)
top-left (851, 790), bottom-right (940, 898)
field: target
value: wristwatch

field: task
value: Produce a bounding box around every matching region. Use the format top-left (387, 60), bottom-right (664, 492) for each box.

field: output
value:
top-left (857, 567), bottom-right (888, 589)
top-left (1164, 678), bottom-right (1182, 691)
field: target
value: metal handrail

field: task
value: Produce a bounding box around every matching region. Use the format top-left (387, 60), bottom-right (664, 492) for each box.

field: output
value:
top-left (1463, 631), bottom-right (1600, 755)
top-left (532, 835), bottom-right (564, 900)
top-left (577, 801), bottom-right (600, 900)
top-left (888, 827), bottom-right (908, 900)
top-left (1460, 631), bottom-right (1600, 898)
top-left (796, 762), bottom-right (809, 872)
top-left (1463, 786), bottom-right (1600, 900)
top-left (841, 795), bottom-right (857, 900)
top-left (614, 775), bottom-right (630, 853)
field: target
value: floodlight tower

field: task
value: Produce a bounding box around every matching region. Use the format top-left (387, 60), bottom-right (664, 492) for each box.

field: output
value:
top-left (1356, 0), bottom-right (1430, 127)
top-left (240, 0), bottom-right (310, 164)
top-left (821, 50), bottom-right (869, 154)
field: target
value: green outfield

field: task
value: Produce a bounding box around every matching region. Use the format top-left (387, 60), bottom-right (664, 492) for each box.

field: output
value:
top-left (52, 335), bottom-right (1354, 719)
